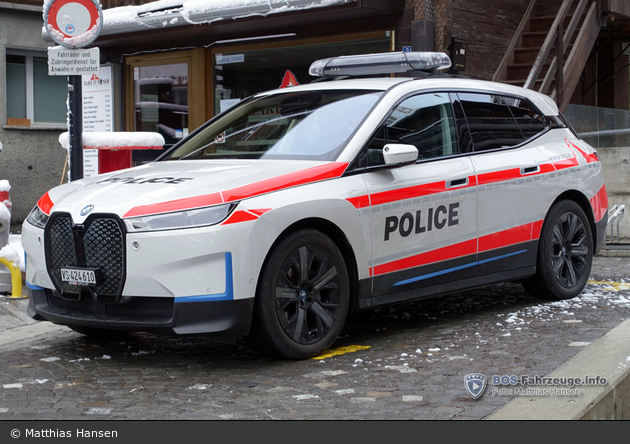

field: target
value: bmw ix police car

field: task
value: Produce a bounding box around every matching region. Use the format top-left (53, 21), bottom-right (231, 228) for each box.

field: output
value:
top-left (22, 52), bottom-right (608, 359)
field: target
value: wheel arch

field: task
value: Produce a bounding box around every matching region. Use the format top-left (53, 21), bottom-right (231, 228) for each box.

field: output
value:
top-left (255, 217), bottom-right (361, 312)
top-left (550, 190), bottom-right (598, 246)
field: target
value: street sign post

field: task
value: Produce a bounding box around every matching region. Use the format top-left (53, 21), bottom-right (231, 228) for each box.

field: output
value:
top-left (44, 0), bottom-right (102, 182)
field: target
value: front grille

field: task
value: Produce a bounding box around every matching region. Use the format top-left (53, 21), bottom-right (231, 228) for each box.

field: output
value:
top-left (46, 213), bottom-right (126, 302)
top-left (48, 215), bottom-right (80, 295)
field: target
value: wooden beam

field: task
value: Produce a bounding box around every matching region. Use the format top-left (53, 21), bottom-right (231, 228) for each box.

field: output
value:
top-left (492, 0), bottom-right (537, 82)
top-left (561, 2), bottom-right (602, 110)
top-left (524, 0), bottom-right (574, 90)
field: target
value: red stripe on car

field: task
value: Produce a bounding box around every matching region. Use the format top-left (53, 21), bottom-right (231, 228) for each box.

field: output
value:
top-left (590, 184), bottom-right (609, 222)
top-left (222, 162), bottom-right (349, 203)
top-left (221, 211), bottom-right (259, 225)
top-left (373, 239), bottom-right (477, 276)
top-left (37, 192), bottom-right (55, 215)
top-left (478, 223), bottom-right (535, 252)
top-left (124, 162), bottom-right (348, 218)
top-left (124, 192), bottom-right (223, 218)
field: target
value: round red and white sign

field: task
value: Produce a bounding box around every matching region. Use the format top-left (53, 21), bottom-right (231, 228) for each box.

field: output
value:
top-left (44, 0), bottom-right (102, 48)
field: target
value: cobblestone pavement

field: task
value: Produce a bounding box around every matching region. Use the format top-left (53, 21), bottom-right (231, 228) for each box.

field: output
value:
top-left (0, 256), bottom-right (628, 420)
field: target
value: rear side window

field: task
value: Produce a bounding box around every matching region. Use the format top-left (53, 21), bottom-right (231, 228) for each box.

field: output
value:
top-left (455, 93), bottom-right (547, 152)
top-left (504, 97), bottom-right (546, 139)
top-left (456, 93), bottom-right (524, 151)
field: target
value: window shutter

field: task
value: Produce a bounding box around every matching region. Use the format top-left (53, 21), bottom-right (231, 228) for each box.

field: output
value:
top-left (6, 61), bottom-right (27, 119)
top-left (33, 57), bottom-right (67, 124)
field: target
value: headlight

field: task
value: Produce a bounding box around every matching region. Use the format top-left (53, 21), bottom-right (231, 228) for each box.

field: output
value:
top-left (26, 206), bottom-right (49, 229)
top-left (123, 203), bottom-right (236, 232)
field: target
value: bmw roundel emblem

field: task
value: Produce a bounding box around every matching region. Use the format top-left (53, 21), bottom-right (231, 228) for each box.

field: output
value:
top-left (80, 204), bottom-right (95, 216)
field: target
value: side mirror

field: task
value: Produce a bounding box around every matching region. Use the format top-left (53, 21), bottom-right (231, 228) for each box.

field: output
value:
top-left (383, 143), bottom-right (418, 166)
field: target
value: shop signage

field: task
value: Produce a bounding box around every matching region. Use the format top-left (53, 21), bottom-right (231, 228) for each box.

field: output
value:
top-left (279, 70), bottom-right (299, 88)
top-left (82, 65), bottom-right (114, 177)
top-left (216, 54), bottom-right (245, 65)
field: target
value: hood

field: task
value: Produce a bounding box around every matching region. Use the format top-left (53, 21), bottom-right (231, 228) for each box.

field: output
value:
top-left (40, 159), bottom-right (348, 223)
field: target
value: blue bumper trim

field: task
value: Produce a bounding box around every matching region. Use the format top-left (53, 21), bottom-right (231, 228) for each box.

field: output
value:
top-left (175, 252), bottom-right (234, 303)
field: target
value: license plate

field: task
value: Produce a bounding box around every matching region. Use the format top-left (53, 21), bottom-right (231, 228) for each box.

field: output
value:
top-left (60, 268), bottom-right (98, 286)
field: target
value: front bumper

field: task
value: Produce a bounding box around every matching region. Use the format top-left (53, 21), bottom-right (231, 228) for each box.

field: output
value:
top-left (27, 286), bottom-right (254, 338)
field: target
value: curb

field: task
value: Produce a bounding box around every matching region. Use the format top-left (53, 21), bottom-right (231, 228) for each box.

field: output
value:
top-left (488, 318), bottom-right (630, 420)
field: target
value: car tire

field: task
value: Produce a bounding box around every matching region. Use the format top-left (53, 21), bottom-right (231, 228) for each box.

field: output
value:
top-left (249, 229), bottom-right (350, 359)
top-left (523, 200), bottom-right (593, 300)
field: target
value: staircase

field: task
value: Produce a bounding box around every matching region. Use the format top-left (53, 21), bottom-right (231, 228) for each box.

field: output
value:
top-left (493, 0), bottom-right (602, 111)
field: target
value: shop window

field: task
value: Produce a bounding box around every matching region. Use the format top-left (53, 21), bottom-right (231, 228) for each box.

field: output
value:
top-left (5, 53), bottom-right (67, 127)
top-left (212, 33), bottom-right (391, 115)
top-left (133, 63), bottom-right (189, 145)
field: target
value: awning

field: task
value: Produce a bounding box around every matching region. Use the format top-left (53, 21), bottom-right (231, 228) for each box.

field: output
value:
top-left (43, 0), bottom-right (359, 41)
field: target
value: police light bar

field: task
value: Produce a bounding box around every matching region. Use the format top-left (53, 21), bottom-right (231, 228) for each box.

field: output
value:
top-left (309, 51), bottom-right (452, 77)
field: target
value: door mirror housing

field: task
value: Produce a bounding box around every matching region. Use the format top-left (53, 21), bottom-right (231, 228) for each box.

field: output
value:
top-left (383, 143), bottom-right (418, 166)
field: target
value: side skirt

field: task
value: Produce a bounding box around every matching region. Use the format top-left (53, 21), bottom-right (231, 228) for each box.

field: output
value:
top-left (358, 266), bottom-right (536, 309)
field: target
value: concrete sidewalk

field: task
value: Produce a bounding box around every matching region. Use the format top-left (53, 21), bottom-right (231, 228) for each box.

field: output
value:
top-left (488, 318), bottom-right (630, 420)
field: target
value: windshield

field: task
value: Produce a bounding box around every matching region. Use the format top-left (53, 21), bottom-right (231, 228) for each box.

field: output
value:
top-left (163, 90), bottom-right (382, 161)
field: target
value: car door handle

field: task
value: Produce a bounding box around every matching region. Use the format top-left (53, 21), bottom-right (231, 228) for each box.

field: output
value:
top-left (446, 177), bottom-right (469, 188)
top-left (521, 166), bottom-right (540, 175)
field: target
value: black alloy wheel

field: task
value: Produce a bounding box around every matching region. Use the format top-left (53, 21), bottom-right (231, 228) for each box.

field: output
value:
top-left (249, 229), bottom-right (350, 359)
top-left (523, 200), bottom-right (593, 300)
top-left (549, 211), bottom-right (590, 289)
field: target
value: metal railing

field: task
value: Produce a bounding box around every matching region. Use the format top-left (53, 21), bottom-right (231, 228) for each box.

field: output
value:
top-left (604, 204), bottom-right (627, 248)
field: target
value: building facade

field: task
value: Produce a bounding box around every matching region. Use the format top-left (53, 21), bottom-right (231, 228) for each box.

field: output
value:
top-left (2, 0), bottom-right (630, 240)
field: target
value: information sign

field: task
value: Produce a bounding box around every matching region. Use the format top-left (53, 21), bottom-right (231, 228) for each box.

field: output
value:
top-left (48, 47), bottom-right (100, 76)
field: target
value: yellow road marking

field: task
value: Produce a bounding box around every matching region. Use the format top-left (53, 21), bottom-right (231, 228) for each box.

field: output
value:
top-left (587, 280), bottom-right (630, 291)
top-left (311, 345), bottom-right (371, 360)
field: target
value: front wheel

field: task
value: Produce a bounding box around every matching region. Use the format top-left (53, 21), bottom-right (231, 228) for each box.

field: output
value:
top-left (523, 200), bottom-right (593, 300)
top-left (249, 229), bottom-right (350, 359)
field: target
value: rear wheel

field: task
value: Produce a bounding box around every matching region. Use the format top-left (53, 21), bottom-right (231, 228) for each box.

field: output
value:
top-left (523, 200), bottom-right (593, 300)
top-left (249, 229), bottom-right (350, 359)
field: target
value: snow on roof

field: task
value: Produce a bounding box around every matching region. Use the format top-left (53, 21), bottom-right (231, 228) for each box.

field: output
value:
top-left (100, 0), bottom-right (355, 35)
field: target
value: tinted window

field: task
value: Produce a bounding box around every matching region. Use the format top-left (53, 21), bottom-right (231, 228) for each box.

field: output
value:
top-left (456, 93), bottom-right (525, 151)
top-left (504, 97), bottom-right (546, 139)
top-left (359, 92), bottom-right (460, 167)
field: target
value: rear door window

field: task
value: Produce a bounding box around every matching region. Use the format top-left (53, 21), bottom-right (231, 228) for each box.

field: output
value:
top-left (455, 93), bottom-right (547, 152)
top-left (455, 93), bottom-right (524, 151)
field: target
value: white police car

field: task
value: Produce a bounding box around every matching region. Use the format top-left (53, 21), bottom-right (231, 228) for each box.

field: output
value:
top-left (22, 52), bottom-right (608, 359)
